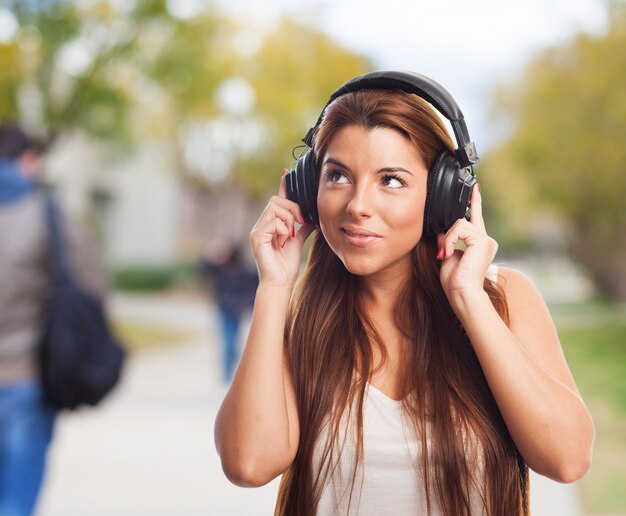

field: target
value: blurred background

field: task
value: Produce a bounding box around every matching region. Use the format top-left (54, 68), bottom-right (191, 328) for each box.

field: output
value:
top-left (0, 0), bottom-right (625, 514)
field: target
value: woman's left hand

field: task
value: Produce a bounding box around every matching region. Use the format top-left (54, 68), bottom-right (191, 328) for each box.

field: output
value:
top-left (437, 184), bottom-right (498, 304)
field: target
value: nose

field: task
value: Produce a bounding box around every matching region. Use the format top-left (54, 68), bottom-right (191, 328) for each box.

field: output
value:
top-left (346, 183), bottom-right (374, 219)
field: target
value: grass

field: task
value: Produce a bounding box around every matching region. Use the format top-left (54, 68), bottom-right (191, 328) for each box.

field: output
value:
top-left (113, 320), bottom-right (198, 353)
top-left (555, 303), bottom-right (626, 515)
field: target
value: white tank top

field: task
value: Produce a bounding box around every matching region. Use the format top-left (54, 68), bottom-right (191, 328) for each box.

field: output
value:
top-left (313, 266), bottom-right (499, 515)
top-left (313, 384), bottom-right (487, 515)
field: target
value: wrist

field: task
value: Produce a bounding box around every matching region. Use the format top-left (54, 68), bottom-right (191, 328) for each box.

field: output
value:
top-left (448, 288), bottom-right (491, 317)
top-left (256, 282), bottom-right (295, 298)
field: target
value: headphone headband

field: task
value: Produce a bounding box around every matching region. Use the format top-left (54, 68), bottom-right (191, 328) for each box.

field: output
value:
top-left (303, 70), bottom-right (479, 167)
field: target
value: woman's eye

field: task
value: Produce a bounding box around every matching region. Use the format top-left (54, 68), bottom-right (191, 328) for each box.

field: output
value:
top-left (382, 175), bottom-right (406, 189)
top-left (325, 170), bottom-right (349, 184)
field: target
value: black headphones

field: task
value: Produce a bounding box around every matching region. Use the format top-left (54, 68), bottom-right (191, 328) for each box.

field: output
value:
top-left (285, 70), bottom-right (479, 235)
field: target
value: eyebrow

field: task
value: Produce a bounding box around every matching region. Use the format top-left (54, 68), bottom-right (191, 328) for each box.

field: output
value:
top-left (323, 157), bottom-right (352, 170)
top-left (377, 166), bottom-right (414, 176)
top-left (323, 157), bottom-right (414, 176)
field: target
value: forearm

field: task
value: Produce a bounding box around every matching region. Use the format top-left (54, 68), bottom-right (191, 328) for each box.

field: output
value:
top-left (451, 290), bottom-right (594, 482)
top-left (214, 284), bottom-right (296, 485)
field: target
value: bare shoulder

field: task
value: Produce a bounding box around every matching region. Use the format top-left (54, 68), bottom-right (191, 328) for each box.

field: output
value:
top-left (494, 266), bottom-right (541, 299)
top-left (493, 266), bottom-right (579, 391)
top-left (494, 265), bottom-right (553, 330)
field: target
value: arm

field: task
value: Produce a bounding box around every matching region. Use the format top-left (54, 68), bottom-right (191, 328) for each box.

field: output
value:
top-left (452, 268), bottom-right (594, 482)
top-left (437, 186), bottom-right (594, 483)
top-left (214, 172), bottom-right (314, 487)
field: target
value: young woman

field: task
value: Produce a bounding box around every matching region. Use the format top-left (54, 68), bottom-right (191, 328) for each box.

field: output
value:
top-left (214, 76), bottom-right (594, 515)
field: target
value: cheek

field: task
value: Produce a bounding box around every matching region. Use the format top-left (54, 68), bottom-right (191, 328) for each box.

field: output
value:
top-left (316, 189), bottom-right (342, 228)
top-left (385, 191), bottom-right (426, 234)
top-left (316, 192), bottom-right (337, 247)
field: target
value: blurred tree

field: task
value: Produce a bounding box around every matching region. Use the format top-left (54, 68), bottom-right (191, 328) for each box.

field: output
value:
top-left (0, 2), bottom-right (372, 262)
top-left (0, 0), bottom-right (223, 144)
top-left (0, 2), bottom-right (370, 190)
top-left (172, 17), bottom-right (371, 258)
top-left (480, 1), bottom-right (626, 301)
top-left (227, 18), bottom-right (372, 196)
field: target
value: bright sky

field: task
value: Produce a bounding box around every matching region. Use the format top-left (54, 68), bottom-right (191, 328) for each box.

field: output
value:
top-left (214, 0), bottom-right (609, 151)
top-left (1, 0), bottom-right (610, 154)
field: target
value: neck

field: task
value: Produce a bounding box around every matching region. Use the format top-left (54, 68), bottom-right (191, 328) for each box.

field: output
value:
top-left (360, 261), bottom-right (411, 314)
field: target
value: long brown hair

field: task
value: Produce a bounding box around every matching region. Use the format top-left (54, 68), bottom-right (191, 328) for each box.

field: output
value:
top-left (276, 90), bottom-right (528, 515)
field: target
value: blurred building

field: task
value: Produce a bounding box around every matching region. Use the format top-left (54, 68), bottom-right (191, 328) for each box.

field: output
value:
top-left (43, 132), bottom-right (261, 270)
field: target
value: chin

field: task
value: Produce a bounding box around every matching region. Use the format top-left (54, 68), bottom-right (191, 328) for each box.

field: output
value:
top-left (338, 254), bottom-right (381, 277)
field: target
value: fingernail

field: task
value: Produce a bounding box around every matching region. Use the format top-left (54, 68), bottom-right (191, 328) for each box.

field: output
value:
top-left (477, 183), bottom-right (481, 193)
top-left (436, 247), bottom-right (443, 259)
top-left (298, 214), bottom-right (305, 224)
top-left (291, 226), bottom-right (295, 238)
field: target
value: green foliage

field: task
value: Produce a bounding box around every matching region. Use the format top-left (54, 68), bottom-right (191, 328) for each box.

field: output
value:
top-left (562, 323), bottom-right (626, 410)
top-left (113, 319), bottom-right (195, 352)
top-left (559, 314), bottom-right (626, 513)
top-left (113, 263), bottom-right (193, 291)
top-left (231, 19), bottom-right (372, 196)
top-left (1, 3), bottom-right (371, 200)
top-left (481, 5), bottom-right (626, 299)
top-left (1, 0), bottom-right (222, 143)
top-left (0, 42), bottom-right (20, 119)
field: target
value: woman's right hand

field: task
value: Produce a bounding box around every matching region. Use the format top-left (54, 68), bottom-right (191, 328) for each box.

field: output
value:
top-left (250, 170), bottom-right (315, 288)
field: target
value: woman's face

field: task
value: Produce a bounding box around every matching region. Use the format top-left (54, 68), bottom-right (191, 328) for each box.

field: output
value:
top-left (317, 125), bottom-right (429, 280)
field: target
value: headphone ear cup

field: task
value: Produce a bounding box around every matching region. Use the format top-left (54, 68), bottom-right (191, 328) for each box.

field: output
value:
top-left (424, 151), bottom-right (474, 235)
top-left (423, 152), bottom-right (448, 236)
top-left (286, 150), bottom-right (319, 227)
top-left (303, 151), bottom-right (319, 226)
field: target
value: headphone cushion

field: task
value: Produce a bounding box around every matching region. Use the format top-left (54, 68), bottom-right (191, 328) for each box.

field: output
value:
top-left (424, 152), bottom-right (448, 235)
top-left (293, 151), bottom-right (319, 226)
top-left (304, 152), bottom-right (319, 226)
top-left (424, 151), bottom-right (468, 235)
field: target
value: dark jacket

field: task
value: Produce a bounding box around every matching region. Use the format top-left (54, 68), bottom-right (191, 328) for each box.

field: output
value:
top-left (201, 259), bottom-right (258, 320)
top-left (0, 191), bottom-right (107, 385)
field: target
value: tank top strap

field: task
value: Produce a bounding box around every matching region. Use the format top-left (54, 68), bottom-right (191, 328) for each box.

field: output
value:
top-left (486, 263), bottom-right (500, 284)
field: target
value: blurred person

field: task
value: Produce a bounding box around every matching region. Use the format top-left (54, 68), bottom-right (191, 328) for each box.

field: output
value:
top-left (214, 72), bottom-right (595, 515)
top-left (201, 240), bottom-right (258, 383)
top-left (0, 123), bottom-right (107, 515)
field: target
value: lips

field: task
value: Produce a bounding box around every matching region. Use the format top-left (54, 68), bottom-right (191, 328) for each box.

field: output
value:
top-left (341, 227), bottom-right (381, 238)
top-left (340, 226), bottom-right (382, 247)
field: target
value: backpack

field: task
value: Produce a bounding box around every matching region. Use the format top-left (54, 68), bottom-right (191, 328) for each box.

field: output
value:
top-left (39, 195), bottom-right (125, 410)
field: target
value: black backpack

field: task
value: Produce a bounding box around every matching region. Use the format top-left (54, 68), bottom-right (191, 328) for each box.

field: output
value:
top-left (39, 196), bottom-right (125, 410)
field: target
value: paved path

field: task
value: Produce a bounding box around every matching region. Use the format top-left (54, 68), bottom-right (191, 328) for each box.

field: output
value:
top-left (36, 292), bottom-right (583, 515)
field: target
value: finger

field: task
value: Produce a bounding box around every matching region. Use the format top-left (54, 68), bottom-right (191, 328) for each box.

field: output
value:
top-left (269, 203), bottom-right (296, 237)
top-left (469, 183), bottom-right (486, 232)
top-left (436, 232), bottom-right (446, 259)
top-left (272, 168), bottom-right (304, 224)
top-left (438, 219), bottom-right (465, 259)
top-left (273, 217), bottom-right (290, 249)
top-left (441, 233), bottom-right (459, 261)
top-left (278, 168), bottom-right (289, 198)
top-left (490, 239), bottom-right (499, 262)
top-left (440, 220), bottom-right (479, 259)
top-left (265, 195), bottom-right (305, 227)
top-left (295, 223), bottom-right (315, 245)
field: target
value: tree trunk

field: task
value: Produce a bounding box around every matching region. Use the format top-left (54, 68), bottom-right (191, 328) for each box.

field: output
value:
top-left (570, 220), bottom-right (626, 302)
